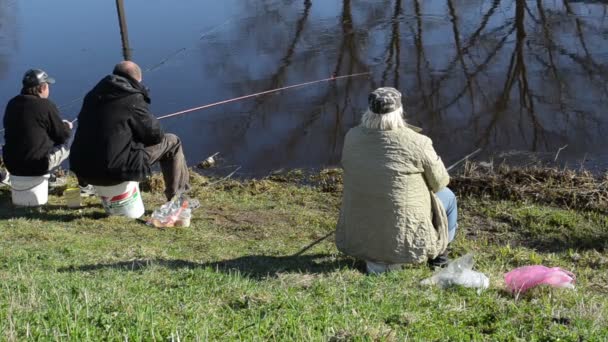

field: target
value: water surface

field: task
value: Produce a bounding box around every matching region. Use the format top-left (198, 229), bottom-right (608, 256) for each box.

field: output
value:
top-left (1, 0), bottom-right (607, 175)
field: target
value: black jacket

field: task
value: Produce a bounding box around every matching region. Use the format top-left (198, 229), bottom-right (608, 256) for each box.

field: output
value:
top-left (2, 94), bottom-right (71, 176)
top-left (69, 74), bottom-right (164, 185)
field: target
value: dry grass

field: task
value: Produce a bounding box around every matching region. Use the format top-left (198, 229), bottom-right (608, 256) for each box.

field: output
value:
top-left (451, 162), bottom-right (608, 213)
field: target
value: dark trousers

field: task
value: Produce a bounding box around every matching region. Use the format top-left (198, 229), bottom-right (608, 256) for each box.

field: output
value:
top-left (144, 133), bottom-right (190, 200)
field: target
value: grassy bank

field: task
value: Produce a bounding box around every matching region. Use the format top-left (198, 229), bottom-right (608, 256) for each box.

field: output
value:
top-left (0, 167), bottom-right (607, 341)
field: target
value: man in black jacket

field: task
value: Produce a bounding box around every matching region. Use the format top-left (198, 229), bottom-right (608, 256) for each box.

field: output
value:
top-left (2, 69), bottom-right (72, 177)
top-left (70, 61), bottom-right (190, 201)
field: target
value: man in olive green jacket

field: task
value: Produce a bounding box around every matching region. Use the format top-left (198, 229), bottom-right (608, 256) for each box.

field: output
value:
top-left (336, 87), bottom-right (458, 274)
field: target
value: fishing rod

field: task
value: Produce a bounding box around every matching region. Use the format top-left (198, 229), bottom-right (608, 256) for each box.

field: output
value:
top-left (291, 147), bottom-right (483, 257)
top-left (156, 72), bottom-right (371, 120)
top-left (446, 148), bottom-right (482, 172)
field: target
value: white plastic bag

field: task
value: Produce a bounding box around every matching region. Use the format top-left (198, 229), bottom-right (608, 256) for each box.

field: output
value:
top-left (421, 254), bottom-right (490, 292)
top-left (147, 193), bottom-right (199, 228)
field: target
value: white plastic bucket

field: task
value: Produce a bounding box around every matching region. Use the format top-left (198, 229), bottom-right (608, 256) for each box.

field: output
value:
top-left (10, 174), bottom-right (50, 206)
top-left (94, 181), bottom-right (145, 219)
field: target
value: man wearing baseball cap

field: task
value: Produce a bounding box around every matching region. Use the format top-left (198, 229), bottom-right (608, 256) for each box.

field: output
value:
top-left (2, 68), bottom-right (73, 179)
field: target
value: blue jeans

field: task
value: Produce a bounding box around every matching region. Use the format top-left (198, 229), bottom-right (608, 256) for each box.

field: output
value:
top-left (436, 187), bottom-right (458, 243)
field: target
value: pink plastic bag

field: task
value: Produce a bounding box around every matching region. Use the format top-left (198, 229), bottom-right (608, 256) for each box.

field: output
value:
top-left (504, 266), bottom-right (575, 293)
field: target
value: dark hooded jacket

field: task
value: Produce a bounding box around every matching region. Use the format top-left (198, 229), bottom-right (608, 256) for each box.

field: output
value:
top-left (2, 94), bottom-right (71, 176)
top-left (69, 73), bottom-right (163, 185)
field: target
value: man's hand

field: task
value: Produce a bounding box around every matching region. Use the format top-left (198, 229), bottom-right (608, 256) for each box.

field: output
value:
top-left (62, 120), bottom-right (73, 130)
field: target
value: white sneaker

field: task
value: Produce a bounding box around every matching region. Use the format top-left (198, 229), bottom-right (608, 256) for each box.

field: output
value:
top-left (79, 184), bottom-right (96, 197)
top-left (0, 170), bottom-right (10, 186)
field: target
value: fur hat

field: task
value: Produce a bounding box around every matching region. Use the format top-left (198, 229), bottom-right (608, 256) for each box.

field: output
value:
top-left (368, 87), bottom-right (402, 115)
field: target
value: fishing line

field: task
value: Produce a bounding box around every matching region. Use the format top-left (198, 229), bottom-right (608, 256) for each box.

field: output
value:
top-left (143, 18), bottom-right (233, 73)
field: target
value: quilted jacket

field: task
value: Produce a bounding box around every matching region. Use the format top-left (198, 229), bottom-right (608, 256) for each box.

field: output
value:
top-left (336, 125), bottom-right (450, 264)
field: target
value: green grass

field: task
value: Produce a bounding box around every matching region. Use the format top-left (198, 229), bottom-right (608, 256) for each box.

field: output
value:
top-left (0, 173), bottom-right (607, 341)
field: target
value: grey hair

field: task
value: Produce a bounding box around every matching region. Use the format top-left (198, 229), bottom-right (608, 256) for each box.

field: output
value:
top-left (360, 108), bottom-right (406, 130)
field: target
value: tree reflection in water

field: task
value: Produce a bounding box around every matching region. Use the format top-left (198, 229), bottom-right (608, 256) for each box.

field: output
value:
top-left (196, 0), bottom-right (607, 174)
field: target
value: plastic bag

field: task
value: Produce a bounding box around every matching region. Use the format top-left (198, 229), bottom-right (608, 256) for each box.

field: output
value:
top-left (421, 254), bottom-right (490, 292)
top-left (504, 266), bottom-right (575, 294)
top-left (147, 193), bottom-right (200, 228)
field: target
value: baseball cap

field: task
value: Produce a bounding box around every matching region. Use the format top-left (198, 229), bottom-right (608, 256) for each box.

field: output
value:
top-left (22, 69), bottom-right (56, 88)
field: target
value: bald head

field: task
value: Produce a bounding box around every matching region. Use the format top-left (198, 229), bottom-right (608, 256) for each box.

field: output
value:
top-left (113, 61), bottom-right (142, 82)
